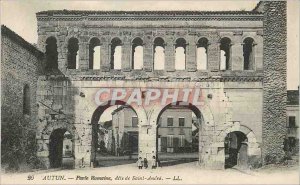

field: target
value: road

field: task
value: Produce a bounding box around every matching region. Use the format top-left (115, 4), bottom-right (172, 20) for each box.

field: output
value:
top-left (1, 161), bottom-right (298, 184)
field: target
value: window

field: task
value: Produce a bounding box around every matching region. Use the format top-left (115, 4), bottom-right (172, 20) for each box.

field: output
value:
top-left (167, 117), bottom-right (174, 127)
top-left (132, 37), bottom-right (143, 69)
top-left (175, 38), bottom-right (187, 70)
top-left (197, 38), bottom-right (208, 70)
top-left (179, 117), bottom-right (185, 127)
top-left (288, 116), bottom-right (296, 128)
top-left (179, 135), bottom-right (185, 147)
top-left (89, 37), bottom-right (101, 69)
top-left (67, 37), bottom-right (79, 69)
top-left (220, 37), bottom-right (231, 70)
top-left (111, 37), bottom-right (122, 69)
top-left (243, 37), bottom-right (255, 70)
top-left (45, 37), bottom-right (58, 70)
top-left (23, 84), bottom-right (30, 115)
top-left (167, 135), bottom-right (174, 147)
top-left (132, 116), bottom-right (138, 127)
top-left (153, 37), bottom-right (165, 70)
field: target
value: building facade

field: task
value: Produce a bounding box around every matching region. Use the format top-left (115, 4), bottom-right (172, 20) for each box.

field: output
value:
top-left (0, 1), bottom-right (288, 170)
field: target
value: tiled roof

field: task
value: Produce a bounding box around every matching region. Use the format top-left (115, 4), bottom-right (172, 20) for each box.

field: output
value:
top-left (287, 90), bottom-right (299, 105)
top-left (1, 25), bottom-right (43, 57)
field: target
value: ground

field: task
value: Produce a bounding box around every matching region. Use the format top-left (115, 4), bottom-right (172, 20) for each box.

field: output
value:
top-left (1, 161), bottom-right (298, 185)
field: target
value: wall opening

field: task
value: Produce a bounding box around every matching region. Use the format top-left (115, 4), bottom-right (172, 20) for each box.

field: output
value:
top-left (153, 37), bottom-right (165, 70)
top-left (89, 37), bottom-right (101, 70)
top-left (49, 129), bottom-right (74, 168)
top-left (224, 131), bottom-right (248, 169)
top-left (67, 37), bottom-right (79, 69)
top-left (91, 102), bottom-right (139, 168)
top-left (220, 37), bottom-right (231, 70)
top-left (197, 38), bottom-right (208, 70)
top-left (110, 38), bottom-right (122, 70)
top-left (132, 37), bottom-right (143, 70)
top-left (23, 84), bottom-right (30, 115)
top-left (155, 103), bottom-right (202, 167)
top-left (243, 37), bottom-right (255, 70)
top-left (175, 38), bottom-right (187, 70)
top-left (45, 37), bottom-right (58, 71)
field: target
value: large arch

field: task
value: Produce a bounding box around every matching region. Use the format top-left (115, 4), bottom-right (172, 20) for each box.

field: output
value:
top-left (90, 100), bottom-right (147, 167)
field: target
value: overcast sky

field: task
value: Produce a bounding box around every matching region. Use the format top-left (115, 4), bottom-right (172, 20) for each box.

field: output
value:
top-left (0, 0), bottom-right (299, 92)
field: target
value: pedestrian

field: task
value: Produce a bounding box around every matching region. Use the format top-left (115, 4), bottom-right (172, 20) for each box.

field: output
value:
top-left (157, 158), bottom-right (161, 168)
top-left (137, 157), bottom-right (143, 169)
top-left (143, 158), bottom-right (148, 169)
top-left (151, 156), bottom-right (156, 169)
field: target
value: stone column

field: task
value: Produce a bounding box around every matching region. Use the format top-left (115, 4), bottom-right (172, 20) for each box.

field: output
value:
top-left (186, 39), bottom-right (197, 71)
top-left (165, 39), bottom-right (175, 72)
top-left (207, 34), bottom-right (220, 72)
top-left (122, 40), bottom-right (132, 71)
top-left (254, 36), bottom-right (263, 70)
top-left (79, 42), bottom-right (89, 70)
top-left (231, 36), bottom-right (243, 70)
top-left (143, 41), bottom-right (153, 72)
top-left (100, 41), bottom-right (110, 72)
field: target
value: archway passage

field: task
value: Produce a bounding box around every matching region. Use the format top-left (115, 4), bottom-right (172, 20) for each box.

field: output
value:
top-left (91, 101), bottom-right (139, 168)
top-left (156, 103), bottom-right (202, 167)
top-left (224, 131), bottom-right (248, 169)
top-left (49, 129), bottom-right (74, 168)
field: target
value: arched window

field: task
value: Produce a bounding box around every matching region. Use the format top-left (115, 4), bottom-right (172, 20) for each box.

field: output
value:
top-left (220, 37), bottom-right (231, 70)
top-left (153, 37), bottom-right (165, 70)
top-left (197, 38), bottom-right (208, 70)
top-left (89, 38), bottom-right (101, 69)
top-left (175, 38), bottom-right (187, 70)
top-left (23, 84), bottom-right (30, 115)
top-left (111, 37), bottom-right (122, 70)
top-left (243, 37), bottom-right (255, 70)
top-left (67, 38), bottom-right (79, 69)
top-left (132, 38), bottom-right (143, 70)
top-left (45, 37), bottom-right (58, 70)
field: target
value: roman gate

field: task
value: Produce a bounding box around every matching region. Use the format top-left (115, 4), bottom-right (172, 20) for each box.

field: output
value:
top-left (35, 2), bottom-right (287, 169)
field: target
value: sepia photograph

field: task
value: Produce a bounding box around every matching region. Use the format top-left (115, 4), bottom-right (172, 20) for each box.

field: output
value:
top-left (0, 0), bottom-right (299, 184)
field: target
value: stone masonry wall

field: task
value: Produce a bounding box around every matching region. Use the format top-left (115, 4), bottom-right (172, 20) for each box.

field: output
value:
top-left (1, 26), bottom-right (44, 168)
top-left (262, 1), bottom-right (287, 163)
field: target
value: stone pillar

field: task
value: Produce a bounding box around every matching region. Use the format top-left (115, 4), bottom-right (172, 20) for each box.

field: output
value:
top-left (165, 39), bottom-right (175, 72)
top-left (262, 1), bottom-right (287, 164)
top-left (143, 41), bottom-right (153, 72)
top-left (255, 36), bottom-right (263, 70)
top-left (207, 34), bottom-right (220, 72)
top-left (79, 42), bottom-right (89, 70)
top-left (231, 36), bottom-right (243, 70)
top-left (100, 41), bottom-right (110, 72)
top-left (122, 40), bottom-right (132, 71)
top-left (186, 39), bottom-right (197, 71)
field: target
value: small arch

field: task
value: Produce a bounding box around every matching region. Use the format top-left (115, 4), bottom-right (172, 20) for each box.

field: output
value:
top-left (132, 37), bottom-right (143, 70)
top-left (89, 37), bottom-right (101, 70)
top-left (220, 37), bottom-right (231, 70)
top-left (110, 37), bottom-right (122, 70)
top-left (23, 84), bottom-right (30, 115)
top-left (197, 38), bottom-right (209, 70)
top-left (67, 37), bottom-right (79, 69)
top-left (175, 38), bottom-right (187, 70)
top-left (45, 36), bottom-right (58, 70)
top-left (243, 37), bottom-right (255, 70)
top-left (153, 37), bottom-right (165, 70)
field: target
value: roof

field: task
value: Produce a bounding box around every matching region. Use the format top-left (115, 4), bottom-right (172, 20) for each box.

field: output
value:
top-left (1, 25), bottom-right (43, 58)
top-left (287, 90), bottom-right (299, 105)
top-left (36, 10), bottom-right (262, 16)
top-left (36, 9), bottom-right (263, 21)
